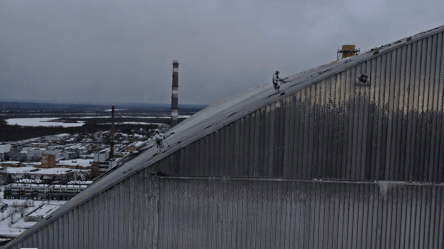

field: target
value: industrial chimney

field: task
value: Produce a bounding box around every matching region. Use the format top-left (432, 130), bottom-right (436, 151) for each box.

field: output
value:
top-left (337, 45), bottom-right (360, 60)
top-left (171, 60), bottom-right (179, 127)
top-left (110, 105), bottom-right (115, 158)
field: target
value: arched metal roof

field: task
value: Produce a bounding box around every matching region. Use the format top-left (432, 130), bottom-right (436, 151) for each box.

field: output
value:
top-left (4, 24), bottom-right (444, 248)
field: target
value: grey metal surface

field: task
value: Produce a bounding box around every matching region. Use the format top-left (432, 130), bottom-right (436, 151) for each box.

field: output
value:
top-left (7, 177), bottom-right (444, 249)
top-left (3, 25), bottom-right (444, 248)
top-left (157, 27), bottom-right (444, 182)
top-left (8, 171), bottom-right (160, 249)
top-left (157, 178), bottom-right (444, 249)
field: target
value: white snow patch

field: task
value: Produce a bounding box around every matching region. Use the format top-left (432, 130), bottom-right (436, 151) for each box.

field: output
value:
top-left (104, 109), bottom-right (126, 112)
top-left (3, 167), bottom-right (88, 175)
top-left (6, 118), bottom-right (85, 127)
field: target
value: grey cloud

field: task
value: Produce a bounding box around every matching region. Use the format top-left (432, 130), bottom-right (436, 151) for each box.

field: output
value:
top-left (1, 0), bottom-right (443, 105)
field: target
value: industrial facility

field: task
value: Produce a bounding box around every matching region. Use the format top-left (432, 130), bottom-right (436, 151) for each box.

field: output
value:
top-left (3, 25), bottom-right (444, 248)
top-left (4, 180), bottom-right (91, 201)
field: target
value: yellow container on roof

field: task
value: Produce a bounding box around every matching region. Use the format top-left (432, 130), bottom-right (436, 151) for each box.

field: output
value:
top-left (342, 45), bottom-right (356, 51)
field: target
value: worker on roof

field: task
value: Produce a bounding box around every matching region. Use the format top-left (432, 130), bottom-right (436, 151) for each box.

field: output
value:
top-left (272, 71), bottom-right (287, 92)
top-left (153, 129), bottom-right (168, 151)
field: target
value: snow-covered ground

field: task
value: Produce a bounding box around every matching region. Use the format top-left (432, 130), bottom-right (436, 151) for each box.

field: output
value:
top-left (104, 109), bottom-right (127, 112)
top-left (0, 188), bottom-right (66, 238)
top-left (6, 118), bottom-right (85, 127)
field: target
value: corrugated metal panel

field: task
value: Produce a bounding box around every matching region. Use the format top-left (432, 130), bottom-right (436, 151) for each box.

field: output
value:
top-left (5, 172), bottom-right (160, 249)
top-left (154, 30), bottom-right (444, 182)
top-left (157, 178), bottom-right (444, 249)
top-left (5, 177), bottom-right (444, 249)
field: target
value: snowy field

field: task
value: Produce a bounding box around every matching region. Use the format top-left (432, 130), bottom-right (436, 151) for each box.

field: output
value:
top-left (104, 109), bottom-right (127, 112)
top-left (6, 118), bottom-right (85, 127)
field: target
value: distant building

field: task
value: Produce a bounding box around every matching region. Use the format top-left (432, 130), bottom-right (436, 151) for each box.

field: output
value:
top-left (45, 183), bottom-right (90, 200)
top-left (65, 151), bottom-right (78, 159)
top-left (25, 149), bottom-right (45, 162)
top-left (42, 133), bottom-right (70, 143)
top-left (4, 182), bottom-right (47, 200)
top-left (0, 161), bottom-right (23, 168)
top-left (64, 144), bottom-right (88, 156)
top-left (4, 179), bottom-right (91, 201)
top-left (124, 141), bottom-right (145, 152)
top-left (41, 154), bottom-right (56, 168)
top-left (25, 204), bottom-right (59, 222)
top-left (92, 149), bottom-right (118, 176)
top-left (0, 144), bottom-right (12, 161)
top-left (56, 159), bottom-right (93, 170)
top-left (26, 149), bottom-right (60, 162)
top-left (23, 162), bottom-right (42, 168)
top-left (0, 167), bottom-right (89, 185)
top-left (93, 132), bottom-right (107, 143)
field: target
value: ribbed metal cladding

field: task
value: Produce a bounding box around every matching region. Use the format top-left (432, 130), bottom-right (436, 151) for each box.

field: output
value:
top-left (157, 178), bottom-right (444, 249)
top-left (9, 177), bottom-right (443, 249)
top-left (155, 31), bottom-right (444, 182)
top-left (6, 171), bottom-right (160, 249)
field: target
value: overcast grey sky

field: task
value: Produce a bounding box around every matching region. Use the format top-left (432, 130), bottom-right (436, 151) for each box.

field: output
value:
top-left (1, 0), bottom-right (443, 105)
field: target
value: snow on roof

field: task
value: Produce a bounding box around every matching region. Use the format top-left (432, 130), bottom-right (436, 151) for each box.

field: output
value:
top-left (50, 184), bottom-right (89, 188)
top-left (0, 144), bottom-right (12, 153)
top-left (5, 167), bottom-right (85, 175)
top-left (98, 148), bottom-right (110, 153)
top-left (1, 161), bottom-right (21, 164)
top-left (29, 142), bottom-right (46, 145)
top-left (9, 183), bottom-right (48, 187)
top-left (64, 143), bottom-right (87, 150)
top-left (15, 179), bottom-right (44, 184)
top-left (11, 219), bottom-right (37, 230)
top-left (119, 122), bottom-right (157, 125)
top-left (66, 180), bottom-right (93, 185)
top-left (27, 204), bottom-right (59, 218)
top-left (57, 159), bottom-right (93, 168)
top-left (128, 141), bottom-right (145, 148)
top-left (55, 133), bottom-right (70, 137)
top-left (27, 148), bottom-right (46, 151)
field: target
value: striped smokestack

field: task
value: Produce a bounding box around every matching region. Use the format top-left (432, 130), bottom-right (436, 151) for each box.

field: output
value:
top-left (110, 105), bottom-right (115, 158)
top-left (171, 60), bottom-right (179, 127)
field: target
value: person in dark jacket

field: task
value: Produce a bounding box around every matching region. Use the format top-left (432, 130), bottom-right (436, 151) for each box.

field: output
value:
top-left (272, 71), bottom-right (286, 92)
